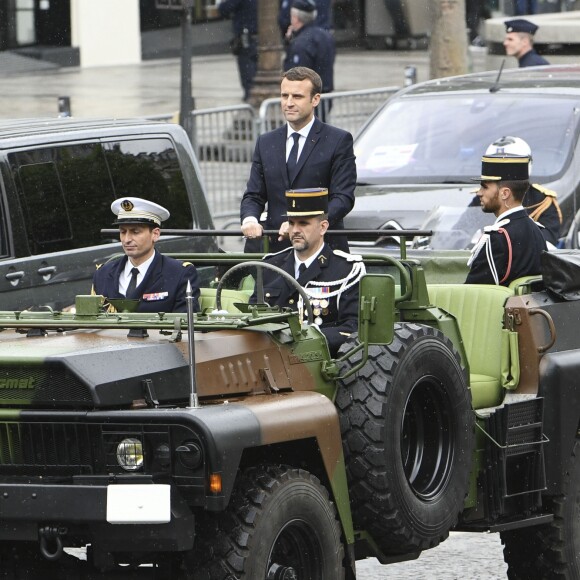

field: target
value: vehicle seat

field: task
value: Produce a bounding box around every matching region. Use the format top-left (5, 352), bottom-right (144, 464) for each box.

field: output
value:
top-left (427, 284), bottom-right (514, 409)
top-left (199, 288), bottom-right (252, 313)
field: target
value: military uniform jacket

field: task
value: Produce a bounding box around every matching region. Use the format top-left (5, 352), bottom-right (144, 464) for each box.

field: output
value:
top-left (250, 244), bottom-right (360, 355)
top-left (524, 184), bottom-right (561, 246)
top-left (240, 117), bottom-right (356, 253)
top-left (93, 250), bottom-right (200, 313)
top-left (519, 49), bottom-right (549, 68)
top-left (465, 208), bottom-right (547, 286)
top-left (283, 23), bottom-right (335, 93)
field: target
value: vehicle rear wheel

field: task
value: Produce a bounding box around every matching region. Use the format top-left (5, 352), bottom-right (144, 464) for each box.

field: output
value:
top-left (502, 437), bottom-right (580, 579)
top-left (183, 465), bottom-right (345, 579)
top-left (335, 323), bottom-right (474, 555)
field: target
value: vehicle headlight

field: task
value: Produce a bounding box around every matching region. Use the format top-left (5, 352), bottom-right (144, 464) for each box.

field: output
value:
top-left (116, 438), bottom-right (144, 471)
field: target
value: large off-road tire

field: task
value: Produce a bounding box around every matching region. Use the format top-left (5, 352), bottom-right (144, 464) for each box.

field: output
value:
top-left (184, 464), bottom-right (345, 579)
top-left (502, 438), bottom-right (580, 579)
top-left (335, 323), bottom-right (475, 555)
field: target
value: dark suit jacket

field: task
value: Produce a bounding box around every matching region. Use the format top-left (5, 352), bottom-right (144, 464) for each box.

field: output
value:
top-left (93, 250), bottom-right (200, 313)
top-left (465, 209), bottom-right (547, 286)
top-left (240, 117), bottom-right (356, 253)
top-left (249, 244), bottom-right (359, 355)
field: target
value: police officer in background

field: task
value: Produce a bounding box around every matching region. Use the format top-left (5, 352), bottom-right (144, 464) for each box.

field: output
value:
top-left (217, 0), bottom-right (258, 102)
top-left (283, 0), bottom-right (335, 98)
top-left (466, 155), bottom-right (547, 286)
top-left (485, 136), bottom-right (562, 247)
top-left (503, 19), bottom-right (549, 67)
top-left (250, 188), bottom-right (364, 356)
top-left (278, 0), bottom-right (332, 40)
top-left (92, 197), bottom-right (200, 313)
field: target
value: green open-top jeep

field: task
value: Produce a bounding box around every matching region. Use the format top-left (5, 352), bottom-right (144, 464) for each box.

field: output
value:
top-left (0, 246), bottom-right (578, 579)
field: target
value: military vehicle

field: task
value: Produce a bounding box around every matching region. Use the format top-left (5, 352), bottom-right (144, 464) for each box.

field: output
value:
top-left (0, 245), bottom-right (578, 579)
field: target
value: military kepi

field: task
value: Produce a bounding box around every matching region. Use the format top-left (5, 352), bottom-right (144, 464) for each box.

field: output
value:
top-left (111, 197), bottom-right (170, 226)
top-left (504, 19), bottom-right (539, 35)
top-left (477, 155), bottom-right (530, 182)
top-left (286, 187), bottom-right (328, 216)
top-left (292, 0), bottom-right (317, 12)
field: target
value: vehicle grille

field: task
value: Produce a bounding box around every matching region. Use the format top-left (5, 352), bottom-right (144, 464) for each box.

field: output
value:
top-left (0, 422), bottom-right (98, 476)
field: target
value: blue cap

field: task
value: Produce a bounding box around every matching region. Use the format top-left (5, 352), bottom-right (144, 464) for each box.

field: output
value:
top-left (292, 0), bottom-right (316, 12)
top-left (504, 19), bottom-right (539, 35)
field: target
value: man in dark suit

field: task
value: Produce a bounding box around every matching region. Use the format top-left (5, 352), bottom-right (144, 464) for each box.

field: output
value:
top-left (466, 155), bottom-right (547, 286)
top-left (250, 188), bottom-right (364, 356)
top-left (93, 197), bottom-right (200, 313)
top-left (240, 66), bottom-right (356, 254)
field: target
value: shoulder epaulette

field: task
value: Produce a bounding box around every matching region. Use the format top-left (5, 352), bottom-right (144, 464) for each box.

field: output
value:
top-left (333, 249), bottom-right (363, 262)
top-left (532, 184), bottom-right (558, 198)
top-left (264, 246), bottom-right (293, 259)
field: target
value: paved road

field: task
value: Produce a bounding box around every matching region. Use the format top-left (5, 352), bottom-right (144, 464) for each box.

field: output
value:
top-left (62, 531), bottom-right (508, 578)
top-left (356, 532), bottom-right (508, 579)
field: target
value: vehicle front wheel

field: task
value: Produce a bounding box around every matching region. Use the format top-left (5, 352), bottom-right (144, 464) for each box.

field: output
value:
top-left (184, 465), bottom-right (345, 579)
top-left (502, 437), bottom-right (580, 579)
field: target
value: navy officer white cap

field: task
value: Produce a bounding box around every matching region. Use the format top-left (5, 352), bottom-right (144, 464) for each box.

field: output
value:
top-left (111, 197), bottom-right (170, 227)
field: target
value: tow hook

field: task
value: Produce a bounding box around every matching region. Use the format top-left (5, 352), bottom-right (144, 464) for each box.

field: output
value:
top-left (38, 526), bottom-right (67, 561)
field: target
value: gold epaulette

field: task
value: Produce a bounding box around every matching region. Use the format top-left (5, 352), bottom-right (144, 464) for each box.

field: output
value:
top-left (528, 184), bottom-right (563, 224)
top-left (532, 183), bottom-right (558, 198)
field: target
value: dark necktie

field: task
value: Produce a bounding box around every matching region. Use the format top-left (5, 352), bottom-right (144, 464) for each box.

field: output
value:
top-left (287, 132), bottom-right (301, 181)
top-left (126, 267), bottom-right (140, 298)
top-left (297, 262), bottom-right (307, 280)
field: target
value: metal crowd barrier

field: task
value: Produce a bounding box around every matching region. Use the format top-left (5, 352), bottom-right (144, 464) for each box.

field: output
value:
top-left (149, 86), bottom-right (400, 222)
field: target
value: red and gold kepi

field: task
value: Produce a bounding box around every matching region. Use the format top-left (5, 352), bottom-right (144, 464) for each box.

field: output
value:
top-left (285, 187), bottom-right (328, 217)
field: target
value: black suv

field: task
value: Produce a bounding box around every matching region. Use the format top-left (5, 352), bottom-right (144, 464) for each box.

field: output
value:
top-left (348, 65), bottom-right (580, 249)
top-left (0, 118), bottom-right (217, 310)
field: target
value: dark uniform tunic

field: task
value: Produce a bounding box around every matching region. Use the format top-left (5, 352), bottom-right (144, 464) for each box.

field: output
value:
top-left (250, 244), bottom-right (362, 355)
top-left (465, 208), bottom-right (547, 286)
top-left (524, 184), bottom-right (561, 246)
top-left (518, 49), bottom-right (549, 68)
top-left (283, 23), bottom-right (335, 93)
top-left (93, 250), bottom-right (200, 313)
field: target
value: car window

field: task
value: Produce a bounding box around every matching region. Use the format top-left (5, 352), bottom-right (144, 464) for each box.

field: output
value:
top-left (355, 95), bottom-right (580, 184)
top-left (11, 144), bottom-right (115, 255)
top-left (10, 138), bottom-right (196, 256)
top-left (103, 139), bottom-right (195, 229)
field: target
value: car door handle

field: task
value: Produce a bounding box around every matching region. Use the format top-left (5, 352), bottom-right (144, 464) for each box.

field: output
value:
top-left (37, 266), bottom-right (57, 276)
top-left (5, 271), bottom-right (25, 281)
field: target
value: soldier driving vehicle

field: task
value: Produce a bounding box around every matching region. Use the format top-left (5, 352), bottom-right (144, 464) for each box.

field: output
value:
top-left (250, 188), bottom-right (364, 356)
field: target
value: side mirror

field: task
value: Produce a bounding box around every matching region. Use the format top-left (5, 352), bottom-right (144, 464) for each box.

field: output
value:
top-left (358, 274), bottom-right (395, 345)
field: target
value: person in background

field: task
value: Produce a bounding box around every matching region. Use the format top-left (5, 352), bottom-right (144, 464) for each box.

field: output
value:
top-left (283, 0), bottom-right (335, 98)
top-left (278, 0), bottom-right (332, 40)
top-left (485, 136), bottom-right (562, 247)
top-left (466, 155), bottom-right (547, 286)
top-left (503, 19), bottom-right (549, 67)
top-left (514, 0), bottom-right (538, 15)
top-left (93, 197), bottom-right (200, 313)
top-left (240, 67), bottom-right (356, 254)
top-left (216, 0), bottom-right (258, 102)
top-left (250, 188), bottom-right (363, 356)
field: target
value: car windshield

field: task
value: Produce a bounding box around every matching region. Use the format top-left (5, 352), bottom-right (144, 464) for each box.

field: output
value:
top-left (355, 93), bottom-right (580, 184)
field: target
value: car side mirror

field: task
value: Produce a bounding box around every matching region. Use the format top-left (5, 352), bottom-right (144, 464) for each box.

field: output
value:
top-left (358, 274), bottom-right (395, 345)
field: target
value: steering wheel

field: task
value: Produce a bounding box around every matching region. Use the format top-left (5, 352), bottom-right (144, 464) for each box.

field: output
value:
top-left (214, 261), bottom-right (314, 325)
